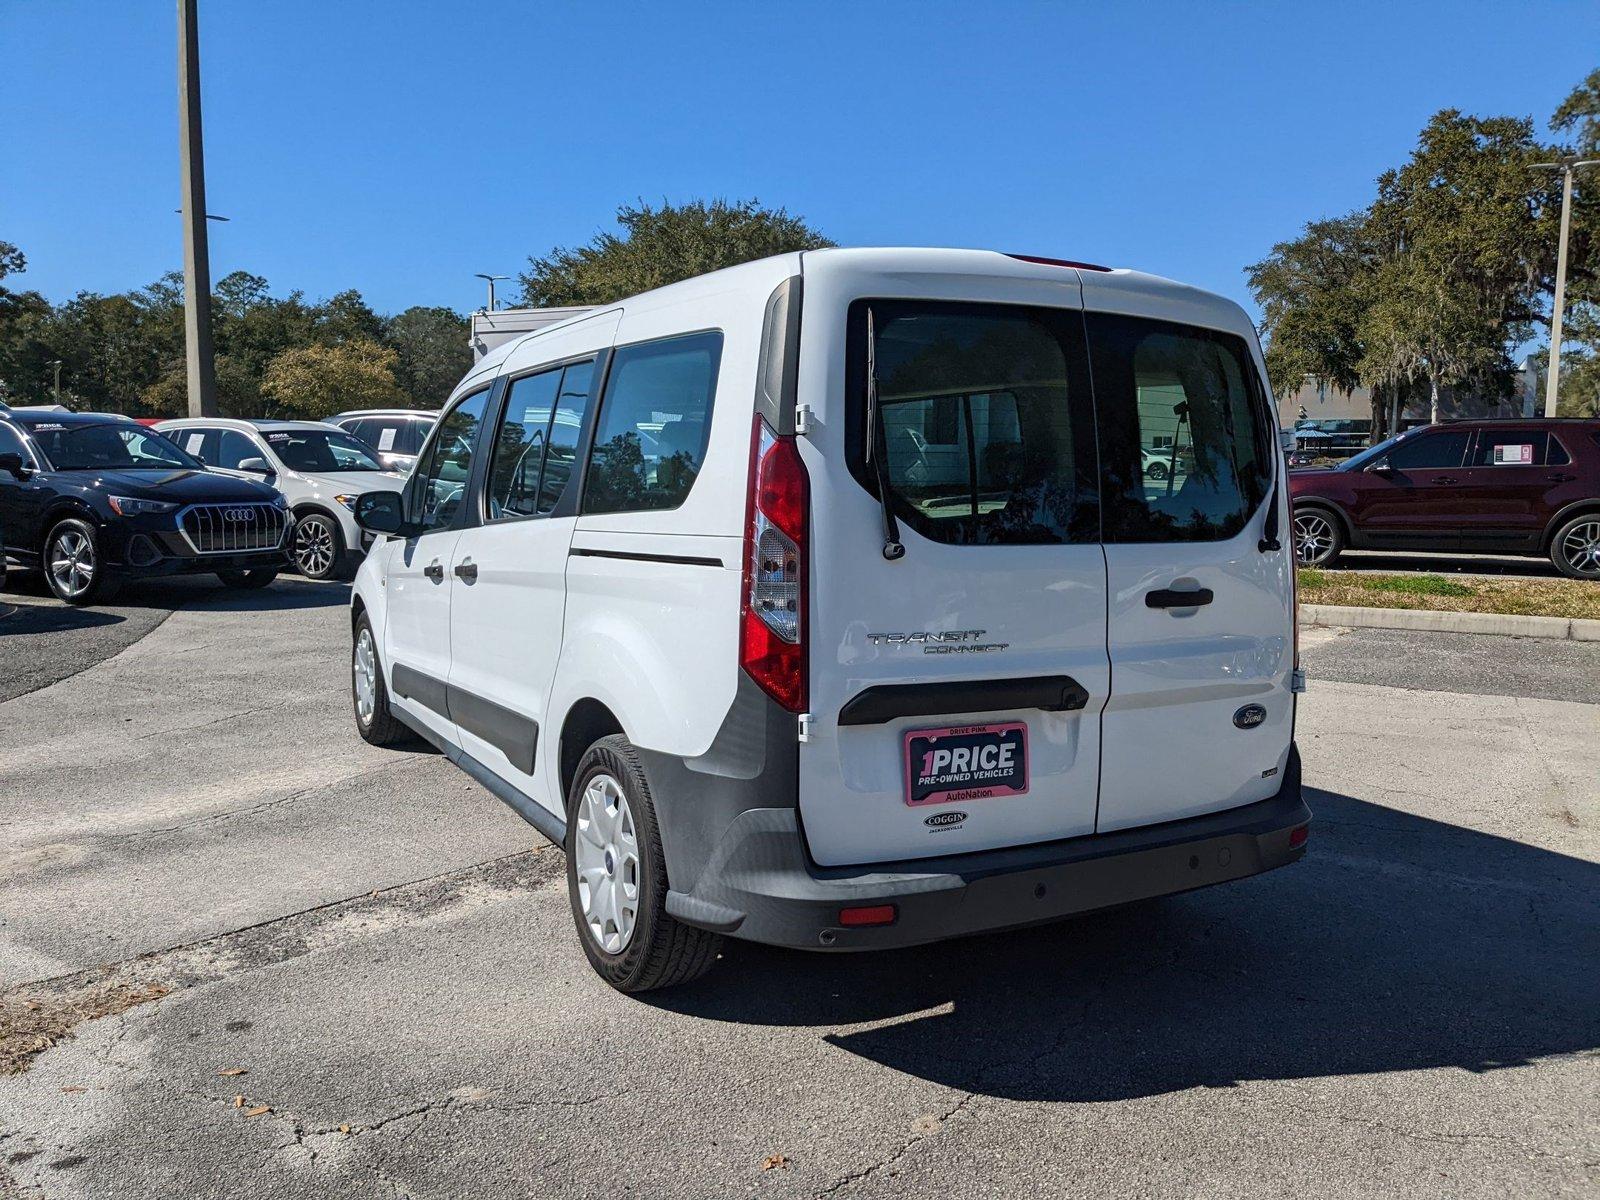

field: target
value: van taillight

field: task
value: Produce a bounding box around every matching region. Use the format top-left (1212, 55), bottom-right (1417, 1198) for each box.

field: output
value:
top-left (740, 414), bottom-right (808, 712)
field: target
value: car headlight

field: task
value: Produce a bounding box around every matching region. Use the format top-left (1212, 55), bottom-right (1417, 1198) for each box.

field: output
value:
top-left (334, 494), bottom-right (359, 511)
top-left (108, 496), bottom-right (179, 516)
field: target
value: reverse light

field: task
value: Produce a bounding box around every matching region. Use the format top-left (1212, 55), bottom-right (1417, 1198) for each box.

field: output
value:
top-left (740, 414), bottom-right (809, 713)
top-left (107, 495), bottom-right (179, 516)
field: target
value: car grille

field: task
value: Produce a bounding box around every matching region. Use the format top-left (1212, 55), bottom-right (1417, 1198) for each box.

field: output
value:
top-left (179, 503), bottom-right (288, 555)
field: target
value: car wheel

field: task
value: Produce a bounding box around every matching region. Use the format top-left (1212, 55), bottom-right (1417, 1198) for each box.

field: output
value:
top-left (1146, 460), bottom-right (1169, 480)
top-left (44, 518), bottom-right (121, 606)
top-left (1550, 514), bottom-right (1600, 580)
top-left (1293, 507), bottom-right (1343, 568)
top-left (291, 512), bottom-right (345, 580)
top-left (565, 735), bottom-right (721, 993)
top-left (352, 612), bottom-right (410, 746)
top-left (216, 569), bottom-right (278, 589)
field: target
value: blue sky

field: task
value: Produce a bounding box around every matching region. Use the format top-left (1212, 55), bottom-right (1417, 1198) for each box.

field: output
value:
top-left (4, 1), bottom-right (1596, 321)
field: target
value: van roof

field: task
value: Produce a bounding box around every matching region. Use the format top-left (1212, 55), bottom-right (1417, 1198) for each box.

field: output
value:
top-left (463, 247), bottom-right (1257, 388)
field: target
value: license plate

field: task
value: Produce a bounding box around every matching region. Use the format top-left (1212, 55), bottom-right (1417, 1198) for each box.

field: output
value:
top-left (903, 721), bottom-right (1029, 807)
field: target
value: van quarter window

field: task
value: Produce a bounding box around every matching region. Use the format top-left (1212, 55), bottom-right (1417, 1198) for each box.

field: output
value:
top-left (487, 367), bottom-right (562, 520)
top-left (1088, 314), bottom-right (1273, 544)
top-left (845, 301), bottom-right (1098, 546)
top-left (582, 332), bottom-right (723, 515)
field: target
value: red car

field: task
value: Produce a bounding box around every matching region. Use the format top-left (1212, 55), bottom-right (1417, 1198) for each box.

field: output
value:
top-left (1289, 419), bottom-right (1600, 579)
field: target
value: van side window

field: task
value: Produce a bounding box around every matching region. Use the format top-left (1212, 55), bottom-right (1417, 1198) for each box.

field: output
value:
top-left (487, 368), bottom-right (562, 520)
top-left (845, 302), bottom-right (1097, 546)
top-left (582, 333), bottom-right (722, 516)
top-left (412, 388), bottom-right (491, 532)
top-left (1088, 314), bottom-right (1272, 543)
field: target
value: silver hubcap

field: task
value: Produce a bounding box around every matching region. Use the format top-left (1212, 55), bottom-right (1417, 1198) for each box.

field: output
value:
top-left (1560, 520), bottom-right (1600, 576)
top-left (353, 628), bottom-right (377, 724)
top-left (48, 529), bottom-right (95, 597)
top-left (574, 773), bottom-right (640, 954)
top-left (1294, 512), bottom-right (1334, 566)
top-left (294, 517), bottom-right (335, 577)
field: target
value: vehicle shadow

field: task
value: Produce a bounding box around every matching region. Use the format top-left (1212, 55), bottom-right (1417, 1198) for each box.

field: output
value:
top-left (647, 786), bottom-right (1600, 1102)
top-left (1334, 550), bottom-right (1559, 578)
top-left (0, 571), bottom-right (347, 614)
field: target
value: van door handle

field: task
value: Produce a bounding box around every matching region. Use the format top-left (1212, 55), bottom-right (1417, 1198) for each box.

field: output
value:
top-left (1430, 475), bottom-right (1458, 485)
top-left (454, 559), bottom-right (478, 582)
top-left (1146, 587), bottom-right (1214, 609)
top-left (423, 560), bottom-right (444, 582)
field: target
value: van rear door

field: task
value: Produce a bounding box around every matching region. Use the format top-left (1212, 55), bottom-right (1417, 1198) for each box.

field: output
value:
top-left (797, 296), bottom-right (1109, 868)
top-left (1081, 285), bottom-right (1295, 833)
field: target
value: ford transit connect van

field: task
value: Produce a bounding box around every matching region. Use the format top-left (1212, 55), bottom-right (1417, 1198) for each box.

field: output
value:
top-left (347, 249), bottom-right (1310, 992)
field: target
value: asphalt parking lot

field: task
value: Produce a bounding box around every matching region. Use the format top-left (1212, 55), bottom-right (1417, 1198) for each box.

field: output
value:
top-left (1, 576), bottom-right (1596, 1198)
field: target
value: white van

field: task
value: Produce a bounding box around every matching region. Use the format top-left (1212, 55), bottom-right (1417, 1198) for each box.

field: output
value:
top-left (157, 418), bottom-right (407, 580)
top-left (346, 249), bottom-right (1310, 993)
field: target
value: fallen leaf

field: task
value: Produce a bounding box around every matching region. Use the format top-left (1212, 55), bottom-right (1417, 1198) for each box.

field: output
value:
top-left (217, 1067), bottom-right (248, 1077)
top-left (244, 1105), bottom-right (270, 1117)
top-left (233, 1095), bottom-right (245, 1108)
top-left (339, 1124), bottom-right (351, 1135)
top-left (61, 1086), bottom-right (88, 1094)
top-left (761, 1154), bottom-right (790, 1171)
top-left (26, 1000), bottom-right (41, 1011)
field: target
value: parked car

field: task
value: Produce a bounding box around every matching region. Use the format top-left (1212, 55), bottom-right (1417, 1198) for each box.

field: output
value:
top-left (1289, 418), bottom-right (1600, 578)
top-left (342, 248), bottom-right (1309, 993)
top-left (328, 409), bottom-right (438, 474)
top-left (0, 405), bottom-right (289, 605)
top-left (155, 418), bottom-right (406, 580)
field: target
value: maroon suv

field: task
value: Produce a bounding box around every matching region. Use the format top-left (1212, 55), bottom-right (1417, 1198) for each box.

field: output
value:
top-left (1288, 419), bottom-right (1600, 579)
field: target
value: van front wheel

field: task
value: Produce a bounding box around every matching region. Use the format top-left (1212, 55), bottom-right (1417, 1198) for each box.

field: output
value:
top-left (565, 735), bottom-right (721, 993)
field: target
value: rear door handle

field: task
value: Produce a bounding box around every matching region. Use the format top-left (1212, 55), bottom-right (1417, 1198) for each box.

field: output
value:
top-left (423, 560), bottom-right (444, 582)
top-left (1430, 475), bottom-right (1458, 485)
top-left (1146, 587), bottom-right (1214, 609)
top-left (1548, 473), bottom-right (1577, 483)
top-left (454, 559), bottom-right (478, 582)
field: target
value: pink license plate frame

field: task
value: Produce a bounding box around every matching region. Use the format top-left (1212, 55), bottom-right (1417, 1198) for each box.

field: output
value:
top-left (903, 721), bottom-right (1029, 807)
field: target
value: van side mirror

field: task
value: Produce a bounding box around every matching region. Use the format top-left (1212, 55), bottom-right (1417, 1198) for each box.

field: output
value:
top-left (353, 490), bottom-right (410, 537)
top-left (237, 456), bottom-right (274, 476)
top-left (0, 452), bottom-right (28, 479)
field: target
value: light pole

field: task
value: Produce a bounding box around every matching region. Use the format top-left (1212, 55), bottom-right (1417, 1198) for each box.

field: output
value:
top-left (178, 0), bottom-right (218, 418)
top-left (474, 273), bottom-right (510, 313)
top-left (48, 360), bottom-right (62, 406)
top-left (1530, 157), bottom-right (1599, 418)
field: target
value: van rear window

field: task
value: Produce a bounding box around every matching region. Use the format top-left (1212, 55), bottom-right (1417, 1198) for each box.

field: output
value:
top-left (1086, 314), bottom-right (1273, 543)
top-left (844, 301), bottom-right (1098, 545)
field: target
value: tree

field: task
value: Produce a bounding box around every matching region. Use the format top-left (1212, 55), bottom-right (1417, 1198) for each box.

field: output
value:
top-left (1552, 68), bottom-right (1600, 156)
top-left (520, 199), bottom-right (833, 307)
top-left (384, 306), bottom-right (470, 407)
top-left (261, 338), bottom-right (405, 420)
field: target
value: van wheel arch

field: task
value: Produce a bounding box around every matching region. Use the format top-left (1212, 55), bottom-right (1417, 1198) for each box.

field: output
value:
top-left (559, 699), bottom-right (625, 811)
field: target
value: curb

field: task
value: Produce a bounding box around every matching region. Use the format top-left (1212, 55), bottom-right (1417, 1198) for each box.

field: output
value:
top-left (1301, 603), bottom-right (1600, 642)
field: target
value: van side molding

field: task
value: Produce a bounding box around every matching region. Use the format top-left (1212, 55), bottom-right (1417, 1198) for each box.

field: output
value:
top-left (837, 676), bottom-right (1091, 727)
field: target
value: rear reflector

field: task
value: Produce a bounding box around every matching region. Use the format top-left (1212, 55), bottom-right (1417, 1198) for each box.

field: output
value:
top-left (1289, 825), bottom-right (1309, 849)
top-left (837, 904), bottom-right (897, 928)
top-left (1006, 253), bottom-right (1112, 273)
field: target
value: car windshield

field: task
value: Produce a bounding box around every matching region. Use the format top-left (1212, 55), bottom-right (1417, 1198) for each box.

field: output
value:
top-left (32, 422), bottom-right (201, 471)
top-left (261, 428), bottom-right (384, 472)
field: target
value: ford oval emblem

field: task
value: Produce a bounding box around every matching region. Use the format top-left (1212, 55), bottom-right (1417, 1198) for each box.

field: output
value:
top-left (1233, 704), bottom-right (1267, 730)
top-left (924, 810), bottom-right (968, 829)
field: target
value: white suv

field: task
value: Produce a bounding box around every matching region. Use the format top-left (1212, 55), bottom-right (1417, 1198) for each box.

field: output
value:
top-left (157, 418), bottom-right (406, 580)
top-left (345, 248), bottom-right (1309, 993)
top-left (327, 408), bottom-right (438, 475)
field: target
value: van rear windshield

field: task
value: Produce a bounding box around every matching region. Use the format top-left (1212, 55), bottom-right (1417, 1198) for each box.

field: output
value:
top-left (845, 302), bottom-right (1272, 546)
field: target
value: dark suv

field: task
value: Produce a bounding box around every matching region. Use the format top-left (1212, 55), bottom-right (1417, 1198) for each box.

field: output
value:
top-left (1288, 419), bottom-right (1600, 579)
top-left (0, 407), bottom-right (291, 605)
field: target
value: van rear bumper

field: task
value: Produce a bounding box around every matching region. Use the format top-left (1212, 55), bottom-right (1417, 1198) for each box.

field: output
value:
top-left (665, 745), bottom-right (1309, 951)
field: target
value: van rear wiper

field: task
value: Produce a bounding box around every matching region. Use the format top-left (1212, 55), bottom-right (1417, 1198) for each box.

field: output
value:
top-left (865, 307), bottom-right (905, 561)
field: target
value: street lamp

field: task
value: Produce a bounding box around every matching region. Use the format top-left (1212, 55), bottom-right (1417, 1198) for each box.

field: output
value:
top-left (1530, 157), bottom-right (1600, 418)
top-left (474, 273), bottom-right (510, 313)
top-left (48, 359), bottom-right (62, 405)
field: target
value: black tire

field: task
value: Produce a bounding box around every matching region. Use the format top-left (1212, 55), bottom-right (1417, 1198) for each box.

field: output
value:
top-left (1549, 513), bottom-right (1600, 580)
top-left (352, 612), bottom-right (410, 747)
top-left (565, 735), bottom-right (721, 993)
top-left (1292, 505), bottom-right (1344, 569)
top-left (1146, 460), bottom-right (1169, 480)
top-left (217, 569), bottom-right (278, 589)
top-left (290, 511), bottom-right (347, 581)
top-left (42, 517), bottom-right (122, 606)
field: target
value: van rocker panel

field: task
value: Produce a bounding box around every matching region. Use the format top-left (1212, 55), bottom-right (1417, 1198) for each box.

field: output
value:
top-left (662, 744), bottom-right (1309, 950)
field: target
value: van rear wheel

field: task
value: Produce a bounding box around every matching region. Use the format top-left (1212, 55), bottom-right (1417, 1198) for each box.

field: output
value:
top-left (565, 735), bottom-right (721, 993)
